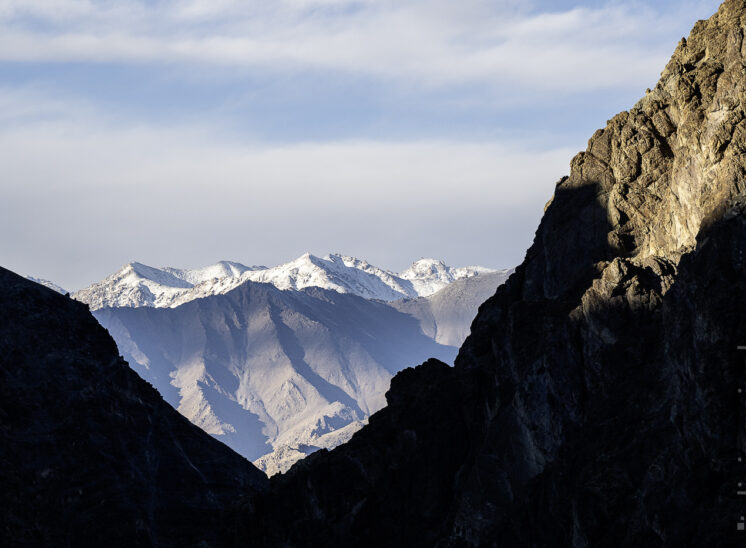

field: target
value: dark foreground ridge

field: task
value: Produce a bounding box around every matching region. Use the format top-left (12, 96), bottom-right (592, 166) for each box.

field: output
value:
top-left (0, 267), bottom-right (267, 547)
top-left (233, 1), bottom-right (746, 546)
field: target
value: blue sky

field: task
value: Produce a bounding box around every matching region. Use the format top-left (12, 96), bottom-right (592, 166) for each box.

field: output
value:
top-left (0, 0), bottom-right (722, 290)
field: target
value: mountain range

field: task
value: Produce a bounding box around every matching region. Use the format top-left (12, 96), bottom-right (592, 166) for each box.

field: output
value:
top-left (74, 254), bottom-right (510, 473)
top-left (4, 2), bottom-right (743, 546)
top-left (74, 253), bottom-right (502, 310)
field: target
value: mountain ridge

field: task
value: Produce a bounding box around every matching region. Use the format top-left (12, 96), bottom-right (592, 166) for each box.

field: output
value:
top-left (24, 276), bottom-right (67, 295)
top-left (73, 253), bottom-right (506, 310)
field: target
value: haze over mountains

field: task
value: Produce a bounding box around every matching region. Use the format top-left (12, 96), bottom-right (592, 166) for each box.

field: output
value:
top-left (72, 253), bottom-right (511, 473)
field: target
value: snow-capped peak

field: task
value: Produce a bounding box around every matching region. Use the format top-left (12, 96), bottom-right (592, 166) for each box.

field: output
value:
top-left (74, 253), bottom-right (501, 310)
top-left (25, 276), bottom-right (67, 295)
top-left (73, 260), bottom-right (256, 310)
top-left (242, 252), bottom-right (413, 301)
top-left (162, 261), bottom-right (263, 285)
top-left (399, 258), bottom-right (496, 297)
top-left (125, 262), bottom-right (193, 289)
top-left (401, 258), bottom-right (452, 281)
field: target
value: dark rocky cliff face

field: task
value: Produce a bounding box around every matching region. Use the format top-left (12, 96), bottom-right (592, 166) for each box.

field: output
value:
top-left (0, 267), bottom-right (267, 547)
top-left (234, 2), bottom-right (746, 546)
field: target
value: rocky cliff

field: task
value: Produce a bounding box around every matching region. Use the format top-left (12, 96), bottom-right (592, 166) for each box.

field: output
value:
top-left (0, 267), bottom-right (266, 547)
top-left (233, 2), bottom-right (746, 546)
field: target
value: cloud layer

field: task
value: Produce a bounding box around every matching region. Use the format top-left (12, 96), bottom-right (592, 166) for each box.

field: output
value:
top-left (0, 0), bottom-right (720, 92)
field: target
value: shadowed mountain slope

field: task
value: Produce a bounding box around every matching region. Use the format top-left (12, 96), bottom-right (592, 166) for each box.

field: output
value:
top-left (0, 268), bottom-right (266, 547)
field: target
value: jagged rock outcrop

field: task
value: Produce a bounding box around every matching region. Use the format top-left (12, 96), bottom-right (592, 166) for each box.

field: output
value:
top-left (234, 2), bottom-right (746, 546)
top-left (0, 268), bottom-right (267, 547)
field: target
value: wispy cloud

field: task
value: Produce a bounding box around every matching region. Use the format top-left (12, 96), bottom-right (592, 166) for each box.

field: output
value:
top-left (0, 0), bottom-right (720, 92)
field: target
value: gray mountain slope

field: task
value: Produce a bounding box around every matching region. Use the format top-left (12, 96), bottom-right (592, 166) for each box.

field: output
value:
top-left (94, 280), bottom-right (458, 473)
top-left (391, 270), bottom-right (513, 346)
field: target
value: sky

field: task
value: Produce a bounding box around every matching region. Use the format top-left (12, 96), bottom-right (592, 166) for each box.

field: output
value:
top-left (0, 0), bottom-right (723, 291)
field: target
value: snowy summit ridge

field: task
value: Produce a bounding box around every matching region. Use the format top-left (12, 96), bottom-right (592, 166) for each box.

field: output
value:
top-left (25, 276), bottom-right (67, 295)
top-left (74, 253), bottom-right (505, 310)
